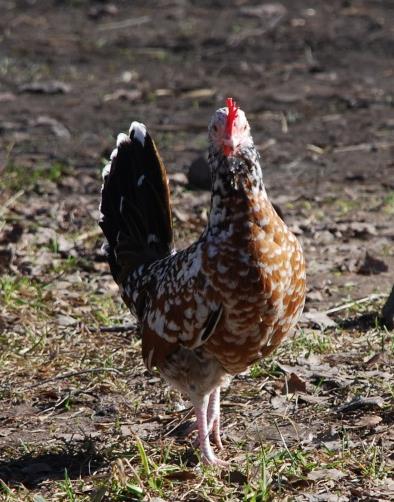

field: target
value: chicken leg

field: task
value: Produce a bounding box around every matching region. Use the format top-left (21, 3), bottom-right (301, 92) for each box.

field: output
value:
top-left (192, 388), bottom-right (227, 466)
top-left (206, 387), bottom-right (223, 450)
top-left (183, 387), bottom-right (223, 447)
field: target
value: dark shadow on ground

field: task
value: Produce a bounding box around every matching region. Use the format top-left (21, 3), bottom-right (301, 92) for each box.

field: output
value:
top-left (337, 312), bottom-right (380, 332)
top-left (0, 443), bottom-right (105, 488)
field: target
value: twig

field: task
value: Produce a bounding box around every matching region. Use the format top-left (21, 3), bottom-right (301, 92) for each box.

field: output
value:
top-left (39, 385), bottom-right (97, 415)
top-left (181, 473), bottom-right (206, 501)
top-left (23, 367), bottom-right (122, 390)
top-left (163, 407), bottom-right (194, 438)
top-left (333, 141), bottom-right (394, 153)
top-left (273, 419), bottom-right (295, 462)
top-left (123, 457), bottom-right (144, 490)
top-left (97, 16), bottom-right (150, 31)
top-left (0, 189), bottom-right (24, 219)
top-left (325, 293), bottom-right (386, 315)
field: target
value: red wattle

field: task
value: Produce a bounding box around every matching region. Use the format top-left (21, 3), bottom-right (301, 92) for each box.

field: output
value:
top-left (223, 145), bottom-right (232, 156)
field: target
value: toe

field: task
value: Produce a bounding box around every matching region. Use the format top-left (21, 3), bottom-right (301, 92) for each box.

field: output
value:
top-left (212, 434), bottom-right (223, 450)
top-left (202, 454), bottom-right (229, 468)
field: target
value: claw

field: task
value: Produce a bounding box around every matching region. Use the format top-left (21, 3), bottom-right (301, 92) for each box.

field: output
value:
top-left (202, 454), bottom-right (229, 467)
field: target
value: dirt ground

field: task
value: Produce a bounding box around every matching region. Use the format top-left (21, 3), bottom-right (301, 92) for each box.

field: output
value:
top-left (0, 0), bottom-right (393, 500)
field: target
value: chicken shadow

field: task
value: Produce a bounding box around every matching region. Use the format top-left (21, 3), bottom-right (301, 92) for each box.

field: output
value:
top-left (0, 441), bottom-right (105, 488)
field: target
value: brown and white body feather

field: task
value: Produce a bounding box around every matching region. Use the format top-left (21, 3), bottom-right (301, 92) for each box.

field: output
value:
top-left (99, 102), bottom-right (306, 465)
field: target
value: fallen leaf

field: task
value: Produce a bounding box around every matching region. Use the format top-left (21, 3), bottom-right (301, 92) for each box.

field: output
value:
top-left (306, 290), bottom-right (324, 302)
top-left (0, 92), bottom-right (16, 102)
top-left (280, 356), bottom-right (354, 389)
top-left (169, 172), bottom-right (188, 186)
top-left (90, 485), bottom-right (107, 502)
top-left (364, 352), bottom-right (390, 367)
top-left (337, 396), bottom-right (384, 413)
top-left (296, 393), bottom-right (329, 405)
top-left (301, 312), bottom-right (337, 329)
top-left (313, 230), bottom-right (335, 244)
top-left (120, 425), bottom-right (133, 437)
top-left (307, 468), bottom-right (346, 481)
top-left (19, 81), bottom-right (71, 94)
top-left (103, 89), bottom-right (142, 102)
top-left (33, 227), bottom-right (57, 246)
top-left (240, 3), bottom-right (287, 18)
top-left (172, 207), bottom-right (190, 223)
top-left (349, 221), bottom-right (377, 237)
top-left (56, 314), bottom-right (78, 327)
top-left (57, 235), bottom-right (75, 254)
top-left (88, 3), bottom-right (118, 19)
top-left (281, 373), bottom-right (307, 394)
top-left (353, 415), bottom-right (382, 428)
top-left (266, 91), bottom-right (303, 104)
top-left (270, 395), bottom-right (290, 413)
top-left (32, 495), bottom-right (47, 502)
top-left (181, 88), bottom-right (216, 99)
top-left (33, 116), bottom-right (71, 139)
top-left (0, 428), bottom-right (13, 437)
top-left (322, 439), bottom-right (356, 451)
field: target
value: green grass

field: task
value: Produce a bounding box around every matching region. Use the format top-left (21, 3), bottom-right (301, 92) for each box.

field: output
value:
top-left (57, 470), bottom-right (77, 502)
top-left (0, 275), bottom-right (47, 314)
top-left (288, 329), bottom-right (333, 356)
top-left (335, 197), bottom-right (360, 215)
top-left (1, 172), bottom-right (393, 501)
top-left (3, 162), bottom-right (71, 192)
top-left (383, 191), bottom-right (394, 214)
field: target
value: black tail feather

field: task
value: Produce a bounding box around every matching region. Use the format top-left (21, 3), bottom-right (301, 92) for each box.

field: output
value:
top-left (99, 123), bottom-right (173, 284)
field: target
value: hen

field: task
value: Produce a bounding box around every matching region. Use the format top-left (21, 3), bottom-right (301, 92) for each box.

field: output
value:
top-left (99, 98), bottom-right (306, 466)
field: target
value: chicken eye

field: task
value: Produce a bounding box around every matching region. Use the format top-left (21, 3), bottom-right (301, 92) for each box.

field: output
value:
top-left (212, 125), bottom-right (218, 132)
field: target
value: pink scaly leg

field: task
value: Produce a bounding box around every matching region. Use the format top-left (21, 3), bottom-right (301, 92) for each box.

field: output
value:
top-left (207, 387), bottom-right (223, 450)
top-left (193, 394), bottom-right (227, 467)
top-left (183, 387), bottom-right (222, 444)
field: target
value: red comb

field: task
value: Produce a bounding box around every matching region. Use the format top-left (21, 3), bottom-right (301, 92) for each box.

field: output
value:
top-left (225, 97), bottom-right (238, 138)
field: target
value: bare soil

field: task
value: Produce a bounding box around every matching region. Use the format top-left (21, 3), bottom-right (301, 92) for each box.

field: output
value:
top-left (0, 1), bottom-right (393, 500)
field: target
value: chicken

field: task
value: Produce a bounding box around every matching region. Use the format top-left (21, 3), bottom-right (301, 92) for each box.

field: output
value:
top-left (99, 98), bottom-right (306, 466)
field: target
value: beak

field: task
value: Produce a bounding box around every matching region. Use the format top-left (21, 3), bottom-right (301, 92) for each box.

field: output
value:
top-left (223, 137), bottom-right (236, 157)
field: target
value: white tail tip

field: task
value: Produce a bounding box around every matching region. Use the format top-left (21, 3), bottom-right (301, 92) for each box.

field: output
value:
top-left (116, 132), bottom-right (130, 147)
top-left (129, 121), bottom-right (147, 146)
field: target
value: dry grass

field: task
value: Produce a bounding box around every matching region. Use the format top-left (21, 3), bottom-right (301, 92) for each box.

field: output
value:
top-left (1, 192), bottom-right (393, 500)
top-left (1, 1), bottom-right (394, 497)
